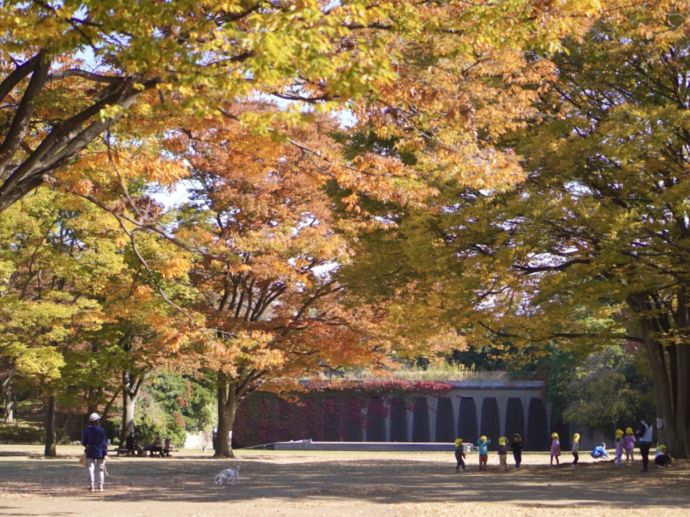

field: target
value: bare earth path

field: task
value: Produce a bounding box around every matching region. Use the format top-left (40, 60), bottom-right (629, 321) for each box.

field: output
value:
top-left (0, 445), bottom-right (688, 516)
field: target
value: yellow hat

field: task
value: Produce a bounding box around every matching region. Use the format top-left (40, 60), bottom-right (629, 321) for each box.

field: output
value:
top-left (625, 427), bottom-right (634, 435)
top-left (480, 435), bottom-right (487, 442)
top-left (498, 436), bottom-right (507, 446)
top-left (455, 438), bottom-right (463, 446)
top-left (551, 432), bottom-right (559, 439)
top-left (615, 429), bottom-right (624, 439)
top-left (573, 432), bottom-right (580, 441)
top-left (658, 444), bottom-right (667, 452)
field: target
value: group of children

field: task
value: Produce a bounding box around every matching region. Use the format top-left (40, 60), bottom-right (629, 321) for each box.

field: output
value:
top-left (588, 427), bottom-right (671, 469)
top-left (453, 426), bottom-right (673, 471)
top-left (612, 427), bottom-right (639, 466)
top-left (454, 433), bottom-right (524, 472)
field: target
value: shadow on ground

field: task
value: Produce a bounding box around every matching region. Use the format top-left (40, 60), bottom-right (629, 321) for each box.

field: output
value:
top-left (0, 454), bottom-right (687, 510)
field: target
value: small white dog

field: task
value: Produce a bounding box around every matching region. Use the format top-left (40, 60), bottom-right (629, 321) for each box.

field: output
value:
top-left (214, 465), bottom-right (240, 486)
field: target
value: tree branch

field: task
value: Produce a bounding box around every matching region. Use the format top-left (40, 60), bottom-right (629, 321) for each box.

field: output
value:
top-left (0, 51), bottom-right (51, 178)
top-left (514, 258), bottom-right (591, 274)
top-left (0, 53), bottom-right (41, 103)
top-left (48, 69), bottom-right (122, 84)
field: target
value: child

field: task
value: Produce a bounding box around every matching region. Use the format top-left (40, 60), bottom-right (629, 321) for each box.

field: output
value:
top-left (476, 435), bottom-right (491, 471)
top-left (498, 436), bottom-right (508, 471)
top-left (454, 438), bottom-right (466, 472)
top-left (654, 444), bottom-right (672, 467)
top-left (550, 432), bottom-right (561, 465)
top-left (614, 429), bottom-right (624, 466)
top-left (623, 427), bottom-right (636, 463)
top-left (591, 442), bottom-right (609, 460)
top-left (510, 433), bottom-right (523, 468)
top-left (571, 432), bottom-right (580, 467)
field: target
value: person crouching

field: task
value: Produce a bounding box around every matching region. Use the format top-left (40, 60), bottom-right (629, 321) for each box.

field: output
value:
top-left (654, 444), bottom-right (672, 468)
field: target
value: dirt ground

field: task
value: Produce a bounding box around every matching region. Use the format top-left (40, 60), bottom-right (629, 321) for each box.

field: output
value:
top-left (0, 445), bottom-right (688, 516)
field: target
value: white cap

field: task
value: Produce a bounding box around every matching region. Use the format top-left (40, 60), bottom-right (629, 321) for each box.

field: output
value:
top-left (89, 412), bottom-right (100, 422)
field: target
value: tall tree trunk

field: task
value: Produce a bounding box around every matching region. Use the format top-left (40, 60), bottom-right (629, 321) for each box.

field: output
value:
top-left (119, 389), bottom-right (139, 446)
top-left (118, 370), bottom-right (144, 446)
top-left (3, 395), bottom-right (14, 424)
top-left (675, 289), bottom-right (690, 458)
top-left (675, 343), bottom-right (690, 458)
top-left (214, 372), bottom-right (238, 458)
top-left (629, 294), bottom-right (690, 457)
top-left (643, 338), bottom-right (677, 447)
top-left (2, 374), bottom-right (14, 423)
top-left (44, 395), bottom-right (57, 457)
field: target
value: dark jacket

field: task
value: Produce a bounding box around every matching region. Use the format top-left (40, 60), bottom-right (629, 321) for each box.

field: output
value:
top-left (510, 440), bottom-right (523, 455)
top-left (82, 425), bottom-right (108, 459)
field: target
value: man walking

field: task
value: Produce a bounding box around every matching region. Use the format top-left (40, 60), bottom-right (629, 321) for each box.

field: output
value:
top-left (82, 412), bottom-right (108, 491)
top-left (637, 418), bottom-right (654, 472)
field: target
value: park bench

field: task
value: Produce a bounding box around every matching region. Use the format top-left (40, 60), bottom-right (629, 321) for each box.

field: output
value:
top-left (142, 445), bottom-right (176, 457)
top-left (113, 446), bottom-right (146, 457)
top-left (110, 442), bottom-right (176, 457)
top-left (112, 446), bottom-right (176, 457)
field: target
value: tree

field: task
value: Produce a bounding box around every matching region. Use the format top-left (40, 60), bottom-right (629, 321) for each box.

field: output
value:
top-left (499, 4), bottom-right (690, 455)
top-left (165, 112), bottom-right (375, 457)
top-left (563, 346), bottom-right (654, 432)
top-left (0, 0), bottom-right (603, 212)
top-left (56, 145), bottom-right (200, 446)
top-left (95, 281), bottom-right (190, 448)
top-left (0, 171), bottom-right (190, 453)
top-left (345, 2), bottom-right (690, 455)
top-left (0, 189), bottom-right (125, 455)
top-left (146, 372), bottom-right (214, 435)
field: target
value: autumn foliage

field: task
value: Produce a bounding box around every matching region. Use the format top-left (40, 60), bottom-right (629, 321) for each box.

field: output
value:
top-left (4, 1), bottom-right (690, 459)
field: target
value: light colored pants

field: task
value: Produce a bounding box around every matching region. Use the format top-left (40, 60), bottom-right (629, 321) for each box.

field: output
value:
top-left (87, 458), bottom-right (105, 488)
